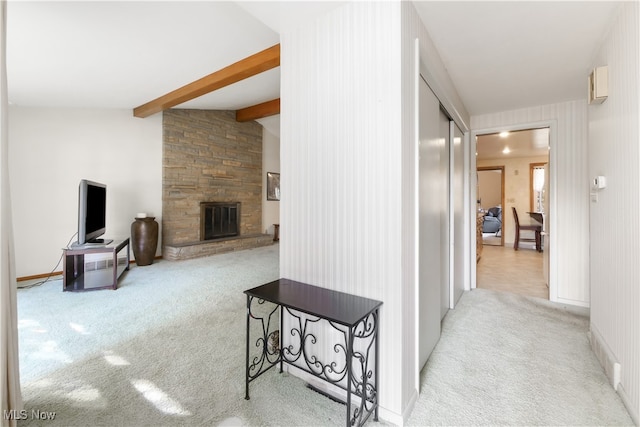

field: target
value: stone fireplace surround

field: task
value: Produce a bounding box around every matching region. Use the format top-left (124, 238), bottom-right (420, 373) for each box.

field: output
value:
top-left (162, 109), bottom-right (272, 261)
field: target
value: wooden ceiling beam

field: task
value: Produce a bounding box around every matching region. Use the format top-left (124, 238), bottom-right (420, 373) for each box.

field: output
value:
top-left (235, 98), bottom-right (280, 122)
top-left (133, 44), bottom-right (280, 118)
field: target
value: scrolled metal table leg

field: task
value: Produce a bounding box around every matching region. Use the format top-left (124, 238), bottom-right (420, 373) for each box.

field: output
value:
top-left (245, 295), bottom-right (251, 400)
top-left (279, 305), bottom-right (284, 374)
top-left (374, 308), bottom-right (379, 421)
top-left (347, 327), bottom-right (354, 426)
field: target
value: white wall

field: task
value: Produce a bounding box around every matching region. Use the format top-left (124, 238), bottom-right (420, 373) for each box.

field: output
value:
top-left (588, 2), bottom-right (640, 423)
top-left (471, 100), bottom-right (590, 307)
top-left (9, 107), bottom-right (162, 277)
top-left (261, 126), bottom-right (280, 236)
top-left (477, 169), bottom-right (502, 210)
top-left (281, 2), bottom-right (404, 420)
top-left (280, 2), bottom-right (468, 423)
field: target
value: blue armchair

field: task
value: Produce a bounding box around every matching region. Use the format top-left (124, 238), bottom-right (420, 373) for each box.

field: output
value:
top-left (482, 207), bottom-right (502, 234)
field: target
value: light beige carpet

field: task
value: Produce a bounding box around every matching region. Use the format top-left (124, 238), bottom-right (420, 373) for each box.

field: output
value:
top-left (16, 245), bottom-right (633, 426)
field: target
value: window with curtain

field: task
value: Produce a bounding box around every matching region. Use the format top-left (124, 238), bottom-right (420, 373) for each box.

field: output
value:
top-left (530, 163), bottom-right (546, 212)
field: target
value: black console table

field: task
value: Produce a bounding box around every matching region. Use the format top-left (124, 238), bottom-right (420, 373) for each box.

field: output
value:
top-left (244, 279), bottom-right (382, 426)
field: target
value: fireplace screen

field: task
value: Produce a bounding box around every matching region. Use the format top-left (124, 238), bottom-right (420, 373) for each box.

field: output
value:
top-left (201, 202), bottom-right (240, 240)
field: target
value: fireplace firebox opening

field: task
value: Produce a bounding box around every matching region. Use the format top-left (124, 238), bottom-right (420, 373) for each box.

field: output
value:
top-left (200, 202), bottom-right (240, 241)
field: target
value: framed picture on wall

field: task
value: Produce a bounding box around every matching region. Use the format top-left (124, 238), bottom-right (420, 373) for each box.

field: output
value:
top-left (267, 172), bottom-right (280, 201)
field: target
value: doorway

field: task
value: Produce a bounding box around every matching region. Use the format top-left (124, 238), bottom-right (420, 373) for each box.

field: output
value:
top-left (477, 166), bottom-right (505, 247)
top-left (475, 128), bottom-right (550, 300)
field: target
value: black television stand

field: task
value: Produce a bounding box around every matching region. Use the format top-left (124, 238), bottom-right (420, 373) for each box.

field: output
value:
top-left (63, 238), bottom-right (129, 291)
top-left (71, 238), bottom-right (113, 248)
top-left (88, 238), bottom-right (113, 245)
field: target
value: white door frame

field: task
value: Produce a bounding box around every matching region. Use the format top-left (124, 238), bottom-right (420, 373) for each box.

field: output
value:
top-left (469, 120), bottom-right (557, 300)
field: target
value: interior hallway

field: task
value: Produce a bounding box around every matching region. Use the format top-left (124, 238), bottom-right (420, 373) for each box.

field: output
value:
top-left (477, 244), bottom-right (548, 300)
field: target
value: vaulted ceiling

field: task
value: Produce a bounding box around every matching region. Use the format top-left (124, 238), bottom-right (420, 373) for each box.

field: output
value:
top-left (7, 1), bottom-right (623, 136)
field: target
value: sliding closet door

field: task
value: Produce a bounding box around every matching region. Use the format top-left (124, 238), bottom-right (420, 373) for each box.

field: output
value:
top-left (451, 123), bottom-right (465, 306)
top-left (439, 108), bottom-right (451, 320)
top-left (418, 77), bottom-right (443, 370)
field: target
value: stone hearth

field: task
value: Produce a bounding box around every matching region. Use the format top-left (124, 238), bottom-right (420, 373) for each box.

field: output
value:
top-left (163, 234), bottom-right (273, 261)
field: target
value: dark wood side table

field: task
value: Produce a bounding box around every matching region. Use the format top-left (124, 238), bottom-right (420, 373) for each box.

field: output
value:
top-left (244, 279), bottom-right (382, 426)
top-left (528, 211), bottom-right (544, 225)
top-left (273, 223), bottom-right (279, 241)
top-left (62, 238), bottom-right (130, 291)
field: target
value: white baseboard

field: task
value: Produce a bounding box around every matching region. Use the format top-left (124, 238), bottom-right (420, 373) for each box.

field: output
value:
top-left (398, 387), bottom-right (419, 426)
top-left (582, 326), bottom-right (638, 425)
top-left (588, 325), bottom-right (621, 389)
top-left (553, 296), bottom-right (590, 309)
top-left (379, 404), bottom-right (404, 426)
top-left (285, 365), bottom-right (404, 425)
top-left (616, 383), bottom-right (640, 426)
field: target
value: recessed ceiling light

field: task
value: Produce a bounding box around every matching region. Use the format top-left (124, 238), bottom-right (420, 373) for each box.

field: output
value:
top-left (502, 147), bottom-right (511, 154)
top-left (499, 131), bottom-right (509, 138)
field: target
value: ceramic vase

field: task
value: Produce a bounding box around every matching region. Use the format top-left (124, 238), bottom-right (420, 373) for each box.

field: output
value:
top-left (131, 217), bottom-right (159, 266)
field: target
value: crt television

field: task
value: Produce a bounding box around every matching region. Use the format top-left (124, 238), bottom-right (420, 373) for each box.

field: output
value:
top-left (77, 179), bottom-right (108, 245)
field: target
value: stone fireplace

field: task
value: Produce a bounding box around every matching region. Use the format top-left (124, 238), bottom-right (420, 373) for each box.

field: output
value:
top-left (162, 109), bottom-right (273, 260)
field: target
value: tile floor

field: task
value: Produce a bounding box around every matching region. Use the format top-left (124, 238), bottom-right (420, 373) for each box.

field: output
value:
top-left (476, 244), bottom-right (548, 300)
